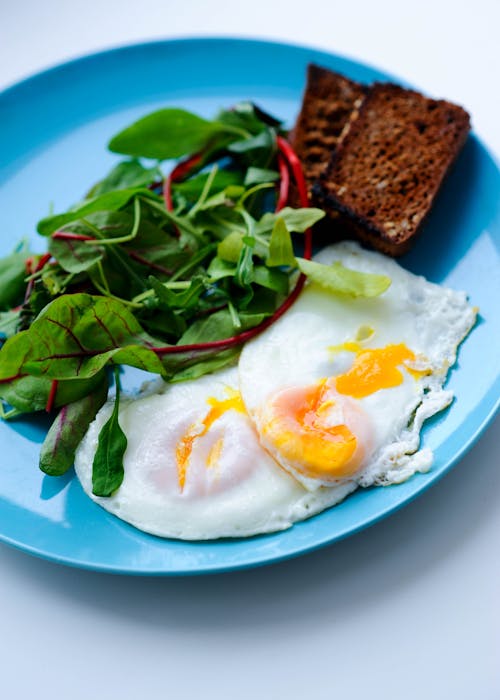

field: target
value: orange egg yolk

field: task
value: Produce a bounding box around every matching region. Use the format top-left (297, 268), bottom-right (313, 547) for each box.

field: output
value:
top-left (261, 380), bottom-right (364, 480)
top-left (176, 390), bottom-right (245, 490)
top-left (261, 343), bottom-right (422, 481)
top-left (335, 343), bottom-right (420, 398)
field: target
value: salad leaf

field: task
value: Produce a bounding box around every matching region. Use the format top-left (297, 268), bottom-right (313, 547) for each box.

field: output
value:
top-left (39, 379), bottom-right (109, 476)
top-left (37, 188), bottom-right (160, 236)
top-left (0, 294), bottom-right (165, 382)
top-left (87, 159), bottom-right (162, 197)
top-left (266, 218), bottom-right (296, 267)
top-left (108, 108), bottom-right (239, 160)
top-left (91, 369), bottom-right (127, 496)
top-left (0, 249), bottom-right (30, 309)
top-left (256, 207), bottom-right (325, 234)
top-left (0, 371), bottom-right (107, 415)
top-left (296, 258), bottom-right (391, 297)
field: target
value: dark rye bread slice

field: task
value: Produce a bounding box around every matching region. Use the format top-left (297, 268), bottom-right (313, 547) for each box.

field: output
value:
top-left (314, 83), bottom-right (470, 256)
top-left (289, 64), bottom-right (365, 199)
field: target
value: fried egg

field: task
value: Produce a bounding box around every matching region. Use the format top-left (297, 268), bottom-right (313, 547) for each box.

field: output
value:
top-left (74, 367), bottom-right (355, 539)
top-left (239, 241), bottom-right (477, 491)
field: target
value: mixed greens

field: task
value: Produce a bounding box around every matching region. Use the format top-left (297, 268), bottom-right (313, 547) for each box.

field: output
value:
top-left (0, 101), bottom-right (390, 496)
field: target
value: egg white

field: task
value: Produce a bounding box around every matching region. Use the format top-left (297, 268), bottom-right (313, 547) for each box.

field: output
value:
top-left (239, 241), bottom-right (477, 490)
top-left (74, 367), bottom-right (355, 540)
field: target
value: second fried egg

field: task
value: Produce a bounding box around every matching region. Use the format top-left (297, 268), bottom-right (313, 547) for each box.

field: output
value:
top-left (239, 241), bottom-right (477, 491)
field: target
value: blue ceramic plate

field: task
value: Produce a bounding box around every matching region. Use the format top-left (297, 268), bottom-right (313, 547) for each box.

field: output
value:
top-left (0, 38), bottom-right (498, 575)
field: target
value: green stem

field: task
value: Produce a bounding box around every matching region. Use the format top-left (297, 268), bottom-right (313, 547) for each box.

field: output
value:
top-left (85, 198), bottom-right (142, 246)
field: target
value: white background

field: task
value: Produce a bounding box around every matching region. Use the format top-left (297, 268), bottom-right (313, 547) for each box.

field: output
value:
top-left (0, 2), bottom-right (499, 698)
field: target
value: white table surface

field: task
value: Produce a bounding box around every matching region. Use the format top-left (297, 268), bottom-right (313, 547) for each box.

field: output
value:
top-left (1, 2), bottom-right (499, 698)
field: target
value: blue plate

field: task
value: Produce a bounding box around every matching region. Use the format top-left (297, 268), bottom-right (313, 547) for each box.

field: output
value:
top-left (0, 38), bottom-right (499, 575)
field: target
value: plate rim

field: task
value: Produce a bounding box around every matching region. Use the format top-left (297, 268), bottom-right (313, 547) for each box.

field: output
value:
top-left (0, 35), bottom-right (499, 576)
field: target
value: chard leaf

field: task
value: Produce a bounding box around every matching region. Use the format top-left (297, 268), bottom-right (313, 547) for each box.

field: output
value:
top-left (49, 233), bottom-right (104, 274)
top-left (88, 159), bottom-right (162, 197)
top-left (0, 294), bottom-right (165, 382)
top-left (0, 371), bottom-right (107, 414)
top-left (296, 258), bottom-right (391, 297)
top-left (40, 379), bottom-right (108, 476)
top-left (0, 250), bottom-right (30, 309)
top-left (256, 207), bottom-right (325, 234)
top-left (108, 109), bottom-right (236, 160)
top-left (37, 188), bottom-right (160, 236)
top-left (91, 369), bottom-right (127, 496)
top-left (266, 218), bottom-right (296, 267)
top-left (217, 232), bottom-right (244, 263)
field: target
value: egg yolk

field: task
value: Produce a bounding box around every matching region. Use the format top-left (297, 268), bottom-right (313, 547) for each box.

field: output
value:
top-left (260, 380), bottom-right (367, 481)
top-left (335, 343), bottom-right (419, 398)
top-left (260, 342), bottom-right (423, 482)
top-left (176, 389), bottom-right (245, 490)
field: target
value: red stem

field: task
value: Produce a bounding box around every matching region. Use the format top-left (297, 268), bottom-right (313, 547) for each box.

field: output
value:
top-left (51, 231), bottom-right (95, 241)
top-left (163, 151), bottom-right (204, 212)
top-left (45, 379), bottom-right (59, 412)
top-left (24, 253), bottom-right (52, 302)
top-left (276, 153), bottom-right (290, 211)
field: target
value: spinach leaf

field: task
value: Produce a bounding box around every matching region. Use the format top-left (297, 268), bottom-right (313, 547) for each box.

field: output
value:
top-left (108, 109), bottom-right (239, 160)
top-left (91, 368), bottom-right (127, 496)
top-left (40, 379), bottom-right (108, 476)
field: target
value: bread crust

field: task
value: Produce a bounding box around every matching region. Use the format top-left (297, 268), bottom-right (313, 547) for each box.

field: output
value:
top-left (313, 82), bottom-right (470, 256)
top-left (289, 64), bottom-right (365, 200)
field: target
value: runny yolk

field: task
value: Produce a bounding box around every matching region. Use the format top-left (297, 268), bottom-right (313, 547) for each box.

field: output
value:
top-left (261, 380), bottom-right (363, 481)
top-left (335, 343), bottom-right (420, 398)
top-left (176, 389), bottom-right (245, 490)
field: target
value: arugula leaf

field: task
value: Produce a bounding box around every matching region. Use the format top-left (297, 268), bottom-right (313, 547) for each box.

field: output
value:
top-left (253, 266), bottom-right (289, 295)
top-left (91, 368), bottom-right (127, 496)
top-left (256, 207), bottom-right (325, 235)
top-left (87, 159), bottom-right (162, 197)
top-left (266, 218), bottom-right (296, 267)
top-left (108, 109), bottom-right (239, 160)
top-left (40, 379), bottom-right (108, 476)
top-left (244, 167), bottom-right (279, 186)
top-left (296, 258), bottom-right (391, 297)
top-left (217, 232), bottom-right (244, 263)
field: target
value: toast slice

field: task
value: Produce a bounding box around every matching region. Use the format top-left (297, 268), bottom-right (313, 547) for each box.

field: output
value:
top-left (314, 83), bottom-right (470, 256)
top-left (289, 64), bottom-right (365, 199)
